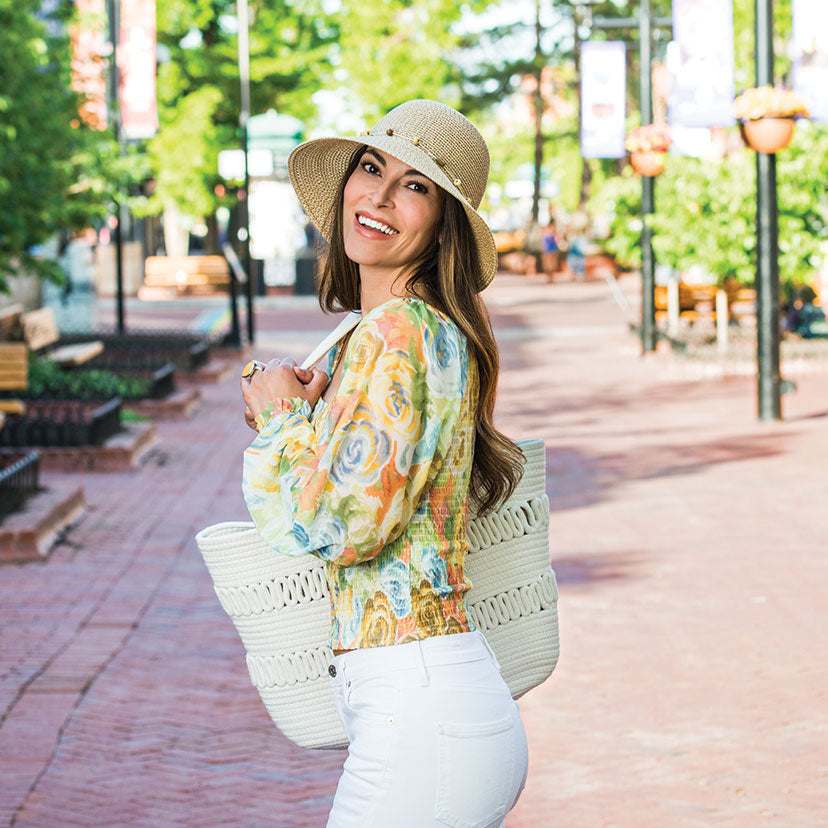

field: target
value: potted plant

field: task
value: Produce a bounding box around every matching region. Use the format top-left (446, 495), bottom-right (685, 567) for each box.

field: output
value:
top-left (735, 86), bottom-right (810, 154)
top-left (626, 124), bottom-right (672, 176)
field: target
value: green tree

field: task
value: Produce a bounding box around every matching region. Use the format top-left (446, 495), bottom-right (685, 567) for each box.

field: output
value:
top-left (0, 0), bottom-right (128, 293)
top-left (588, 0), bottom-right (824, 297)
top-left (457, 0), bottom-right (672, 217)
top-left (138, 0), bottom-right (337, 230)
top-left (733, 0), bottom-right (792, 89)
top-left (589, 122), bottom-right (828, 294)
top-left (333, 0), bottom-right (469, 120)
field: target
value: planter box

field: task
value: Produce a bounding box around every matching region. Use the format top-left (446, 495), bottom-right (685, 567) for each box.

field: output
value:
top-left (0, 398), bottom-right (122, 448)
top-left (64, 359), bottom-right (176, 399)
top-left (57, 330), bottom-right (210, 371)
top-left (0, 449), bottom-right (40, 517)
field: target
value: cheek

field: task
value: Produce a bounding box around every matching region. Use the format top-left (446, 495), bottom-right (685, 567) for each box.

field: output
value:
top-left (342, 175), bottom-right (361, 213)
top-left (407, 202), bottom-right (441, 249)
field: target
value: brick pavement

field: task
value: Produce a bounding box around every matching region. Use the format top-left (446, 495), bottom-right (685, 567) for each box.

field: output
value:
top-left (1, 274), bottom-right (826, 827)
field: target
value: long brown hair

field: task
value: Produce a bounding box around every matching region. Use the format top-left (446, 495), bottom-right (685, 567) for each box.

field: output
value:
top-left (316, 146), bottom-right (524, 515)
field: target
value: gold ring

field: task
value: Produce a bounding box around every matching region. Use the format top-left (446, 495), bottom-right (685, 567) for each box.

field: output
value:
top-left (241, 359), bottom-right (266, 379)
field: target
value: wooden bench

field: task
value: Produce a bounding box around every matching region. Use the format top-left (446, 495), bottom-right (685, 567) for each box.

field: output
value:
top-left (655, 283), bottom-right (718, 323)
top-left (0, 342), bottom-right (28, 416)
top-left (144, 255), bottom-right (230, 294)
top-left (0, 303), bottom-right (24, 341)
top-left (21, 308), bottom-right (103, 367)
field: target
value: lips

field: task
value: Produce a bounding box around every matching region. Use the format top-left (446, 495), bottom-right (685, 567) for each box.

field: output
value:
top-left (354, 211), bottom-right (399, 237)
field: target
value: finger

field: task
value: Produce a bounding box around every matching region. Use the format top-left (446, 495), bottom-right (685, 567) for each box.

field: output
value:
top-left (306, 368), bottom-right (329, 397)
top-left (293, 365), bottom-right (313, 383)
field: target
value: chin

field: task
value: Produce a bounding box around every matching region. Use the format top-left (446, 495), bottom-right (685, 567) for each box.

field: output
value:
top-left (344, 240), bottom-right (393, 269)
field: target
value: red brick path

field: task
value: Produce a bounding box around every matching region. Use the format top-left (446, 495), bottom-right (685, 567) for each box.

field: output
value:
top-left (1, 275), bottom-right (826, 827)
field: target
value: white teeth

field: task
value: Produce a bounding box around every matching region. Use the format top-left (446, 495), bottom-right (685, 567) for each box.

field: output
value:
top-left (357, 214), bottom-right (398, 235)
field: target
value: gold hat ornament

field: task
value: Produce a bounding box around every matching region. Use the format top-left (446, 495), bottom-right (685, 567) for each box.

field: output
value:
top-left (287, 99), bottom-right (497, 292)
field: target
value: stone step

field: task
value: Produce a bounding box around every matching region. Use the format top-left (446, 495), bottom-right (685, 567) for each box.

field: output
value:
top-left (35, 421), bottom-right (158, 473)
top-left (0, 485), bottom-right (86, 562)
top-left (126, 388), bottom-right (201, 420)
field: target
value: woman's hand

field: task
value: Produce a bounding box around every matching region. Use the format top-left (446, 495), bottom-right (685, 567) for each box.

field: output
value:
top-left (241, 359), bottom-right (328, 428)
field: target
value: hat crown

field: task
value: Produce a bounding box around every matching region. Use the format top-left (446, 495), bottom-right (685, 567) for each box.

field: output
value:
top-left (370, 100), bottom-right (490, 209)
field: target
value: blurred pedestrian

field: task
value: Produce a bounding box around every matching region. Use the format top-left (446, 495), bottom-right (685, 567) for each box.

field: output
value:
top-left (566, 210), bottom-right (590, 282)
top-left (784, 285), bottom-right (828, 338)
top-left (541, 219), bottom-right (560, 276)
top-left (239, 100), bottom-right (528, 827)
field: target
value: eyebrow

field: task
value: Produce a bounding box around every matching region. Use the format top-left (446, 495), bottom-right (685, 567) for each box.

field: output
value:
top-left (363, 148), bottom-right (431, 180)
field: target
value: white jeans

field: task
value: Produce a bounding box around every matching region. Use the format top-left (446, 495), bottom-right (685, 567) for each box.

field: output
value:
top-left (326, 630), bottom-right (529, 828)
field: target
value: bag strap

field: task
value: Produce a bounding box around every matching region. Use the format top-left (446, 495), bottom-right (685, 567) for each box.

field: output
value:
top-left (300, 311), bottom-right (362, 371)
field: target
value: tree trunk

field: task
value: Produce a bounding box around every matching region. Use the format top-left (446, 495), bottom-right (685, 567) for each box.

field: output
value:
top-left (162, 201), bottom-right (189, 257)
top-left (572, 5), bottom-right (592, 206)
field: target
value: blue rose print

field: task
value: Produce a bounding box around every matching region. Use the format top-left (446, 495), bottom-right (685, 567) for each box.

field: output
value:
top-left (420, 544), bottom-right (451, 596)
top-left (378, 557), bottom-right (413, 617)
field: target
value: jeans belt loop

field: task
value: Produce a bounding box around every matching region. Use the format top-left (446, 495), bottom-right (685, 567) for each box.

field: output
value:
top-left (477, 630), bottom-right (502, 671)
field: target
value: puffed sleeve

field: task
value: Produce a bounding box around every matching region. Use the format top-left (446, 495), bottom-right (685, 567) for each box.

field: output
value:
top-left (242, 301), bottom-right (466, 567)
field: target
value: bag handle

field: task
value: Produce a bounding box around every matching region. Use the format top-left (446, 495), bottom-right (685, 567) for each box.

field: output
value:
top-left (300, 311), bottom-right (362, 371)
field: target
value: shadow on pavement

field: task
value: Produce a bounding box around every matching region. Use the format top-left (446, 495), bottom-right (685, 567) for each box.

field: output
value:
top-left (546, 432), bottom-right (786, 513)
top-left (550, 552), bottom-right (642, 586)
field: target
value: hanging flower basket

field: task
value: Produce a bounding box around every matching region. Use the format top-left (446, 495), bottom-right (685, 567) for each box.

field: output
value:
top-left (740, 117), bottom-right (797, 153)
top-left (630, 151), bottom-right (667, 176)
top-left (626, 124), bottom-right (672, 176)
top-left (734, 87), bottom-right (810, 154)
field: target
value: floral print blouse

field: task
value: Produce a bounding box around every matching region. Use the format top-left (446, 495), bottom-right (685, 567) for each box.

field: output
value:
top-left (242, 296), bottom-right (478, 650)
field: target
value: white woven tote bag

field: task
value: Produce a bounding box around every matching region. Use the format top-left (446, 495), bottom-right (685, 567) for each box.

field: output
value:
top-left (196, 315), bottom-right (559, 750)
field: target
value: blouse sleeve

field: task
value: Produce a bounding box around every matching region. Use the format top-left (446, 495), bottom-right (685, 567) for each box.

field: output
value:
top-left (242, 302), bottom-right (466, 567)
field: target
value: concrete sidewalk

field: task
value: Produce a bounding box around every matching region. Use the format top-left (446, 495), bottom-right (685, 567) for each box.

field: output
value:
top-left (1, 274), bottom-right (826, 827)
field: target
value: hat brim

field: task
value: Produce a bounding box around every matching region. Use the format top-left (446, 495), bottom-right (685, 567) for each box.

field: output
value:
top-left (288, 135), bottom-right (497, 293)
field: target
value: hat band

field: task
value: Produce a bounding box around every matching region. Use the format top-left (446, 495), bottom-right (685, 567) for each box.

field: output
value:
top-left (361, 127), bottom-right (465, 200)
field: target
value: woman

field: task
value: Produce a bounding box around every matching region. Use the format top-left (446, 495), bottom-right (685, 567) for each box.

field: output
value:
top-left (241, 99), bottom-right (528, 828)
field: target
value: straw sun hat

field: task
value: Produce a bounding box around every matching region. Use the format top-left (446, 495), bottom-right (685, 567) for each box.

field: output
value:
top-left (287, 99), bottom-right (497, 292)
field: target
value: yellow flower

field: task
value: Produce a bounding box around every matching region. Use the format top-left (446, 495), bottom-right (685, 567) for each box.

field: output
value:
top-left (410, 579), bottom-right (447, 636)
top-left (735, 86), bottom-right (810, 120)
top-left (359, 591), bottom-right (398, 646)
top-left (625, 123), bottom-right (672, 154)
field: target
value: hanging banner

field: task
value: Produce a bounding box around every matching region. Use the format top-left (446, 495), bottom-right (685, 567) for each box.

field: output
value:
top-left (792, 0), bottom-right (828, 123)
top-left (118, 0), bottom-right (158, 139)
top-left (70, 0), bottom-right (108, 130)
top-left (668, 0), bottom-right (735, 127)
top-left (580, 41), bottom-right (626, 159)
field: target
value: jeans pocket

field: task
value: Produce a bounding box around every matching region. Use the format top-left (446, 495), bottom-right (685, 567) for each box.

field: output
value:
top-left (343, 673), bottom-right (400, 727)
top-left (435, 716), bottom-right (515, 828)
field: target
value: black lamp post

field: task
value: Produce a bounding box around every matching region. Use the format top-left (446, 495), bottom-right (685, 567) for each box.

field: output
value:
top-left (106, 0), bottom-right (125, 334)
top-left (591, 1), bottom-right (672, 354)
top-left (754, 0), bottom-right (782, 420)
top-left (237, 0), bottom-right (254, 344)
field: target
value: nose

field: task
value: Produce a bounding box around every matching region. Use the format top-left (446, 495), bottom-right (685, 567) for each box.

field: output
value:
top-left (369, 177), bottom-right (395, 208)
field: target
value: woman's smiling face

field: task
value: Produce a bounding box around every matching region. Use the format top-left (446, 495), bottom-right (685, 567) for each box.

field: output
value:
top-left (342, 148), bottom-right (445, 277)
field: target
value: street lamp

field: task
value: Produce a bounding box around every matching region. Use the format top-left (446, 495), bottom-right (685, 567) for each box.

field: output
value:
top-left (237, 0), bottom-right (254, 344)
top-left (754, 0), bottom-right (781, 421)
top-left (590, 1), bottom-right (673, 354)
top-left (106, 0), bottom-right (125, 334)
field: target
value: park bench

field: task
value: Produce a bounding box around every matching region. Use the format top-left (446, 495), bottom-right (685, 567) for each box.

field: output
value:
top-left (654, 282), bottom-right (759, 325)
top-left (0, 303), bottom-right (25, 341)
top-left (2, 307), bottom-right (103, 417)
top-left (21, 307), bottom-right (103, 367)
top-left (0, 342), bottom-right (28, 416)
top-left (144, 255), bottom-right (230, 294)
top-left (655, 283), bottom-right (719, 323)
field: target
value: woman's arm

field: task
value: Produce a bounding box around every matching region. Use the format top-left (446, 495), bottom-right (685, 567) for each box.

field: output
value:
top-left (242, 303), bottom-right (466, 567)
